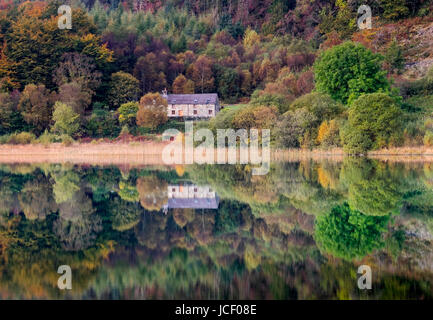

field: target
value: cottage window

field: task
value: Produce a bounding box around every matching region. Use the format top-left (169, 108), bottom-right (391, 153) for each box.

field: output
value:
top-left (171, 110), bottom-right (176, 115)
top-left (208, 110), bottom-right (212, 115)
top-left (193, 110), bottom-right (197, 115)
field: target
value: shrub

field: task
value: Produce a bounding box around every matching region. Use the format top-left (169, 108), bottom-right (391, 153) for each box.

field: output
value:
top-left (60, 134), bottom-right (74, 146)
top-left (85, 103), bottom-right (119, 138)
top-left (37, 130), bottom-right (58, 146)
top-left (7, 132), bottom-right (36, 144)
top-left (424, 131), bottom-right (433, 147)
top-left (276, 108), bottom-right (316, 148)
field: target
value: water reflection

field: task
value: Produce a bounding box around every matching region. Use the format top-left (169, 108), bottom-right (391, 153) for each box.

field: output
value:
top-left (0, 159), bottom-right (432, 299)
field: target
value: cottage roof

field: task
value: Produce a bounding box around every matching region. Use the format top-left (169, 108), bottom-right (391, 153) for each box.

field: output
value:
top-left (166, 94), bottom-right (218, 105)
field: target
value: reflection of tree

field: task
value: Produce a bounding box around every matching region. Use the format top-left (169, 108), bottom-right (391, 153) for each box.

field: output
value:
top-left (53, 214), bottom-right (102, 251)
top-left (54, 190), bottom-right (101, 251)
top-left (117, 180), bottom-right (139, 203)
top-left (172, 208), bottom-right (195, 228)
top-left (109, 197), bottom-right (142, 231)
top-left (52, 170), bottom-right (81, 204)
top-left (134, 212), bottom-right (168, 249)
top-left (315, 203), bottom-right (389, 260)
top-left (341, 159), bottom-right (403, 216)
top-left (18, 174), bottom-right (57, 220)
top-left (136, 176), bottom-right (168, 211)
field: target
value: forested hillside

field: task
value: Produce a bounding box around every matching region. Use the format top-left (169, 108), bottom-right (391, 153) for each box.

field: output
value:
top-left (1, 0), bottom-right (433, 153)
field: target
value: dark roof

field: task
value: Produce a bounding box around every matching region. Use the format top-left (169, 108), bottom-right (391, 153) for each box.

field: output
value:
top-left (166, 196), bottom-right (220, 209)
top-left (166, 94), bottom-right (218, 105)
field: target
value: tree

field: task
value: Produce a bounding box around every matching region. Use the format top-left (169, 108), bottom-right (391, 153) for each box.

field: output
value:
top-left (314, 42), bottom-right (389, 104)
top-left (58, 82), bottom-right (92, 116)
top-left (117, 102), bottom-right (139, 128)
top-left (136, 93), bottom-right (168, 130)
top-left (172, 74), bottom-right (194, 94)
top-left (315, 203), bottom-right (390, 260)
top-left (54, 52), bottom-right (101, 97)
top-left (18, 84), bottom-right (55, 134)
top-left (51, 102), bottom-right (80, 137)
top-left (216, 67), bottom-right (241, 103)
top-left (136, 175), bottom-right (168, 211)
top-left (0, 91), bottom-right (26, 134)
top-left (341, 93), bottom-right (403, 154)
top-left (133, 53), bottom-right (167, 94)
top-left (109, 197), bottom-right (141, 231)
top-left (243, 27), bottom-right (260, 48)
top-left (275, 92), bottom-right (343, 148)
top-left (384, 39), bottom-right (405, 75)
top-left (379, 0), bottom-right (410, 20)
top-left (187, 55), bottom-right (215, 93)
top-left (107, 71), bottom-right (140, 109)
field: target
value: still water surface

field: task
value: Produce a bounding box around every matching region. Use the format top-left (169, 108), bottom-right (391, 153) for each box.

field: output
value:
top-left (0, 158), bottom-right (432, 299)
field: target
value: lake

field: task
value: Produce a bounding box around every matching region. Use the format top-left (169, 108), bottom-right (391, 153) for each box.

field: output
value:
top-left (0, 158), bottom-right (432, 299)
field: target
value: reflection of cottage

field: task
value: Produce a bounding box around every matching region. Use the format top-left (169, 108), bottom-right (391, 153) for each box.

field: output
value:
top-left (163, 91), bottom-right (221, 118)
top-left (164, 184), bottom-right (220, 209)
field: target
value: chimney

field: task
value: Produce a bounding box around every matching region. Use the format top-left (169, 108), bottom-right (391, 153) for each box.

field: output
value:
top-left (162, 88), bottom-right (168, 98)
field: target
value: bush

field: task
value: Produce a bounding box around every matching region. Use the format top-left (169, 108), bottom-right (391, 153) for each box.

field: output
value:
top-left (37, 130), bottom-right (58, 146)
top-left (276, 108), bottom-right (316, 148)
top-left (7, 132), bottom-right (36, 144)
top-left (60, 134), bottom-right (74, 146)
top-left (250, 91), bottom-right (292, 114)
top-left (341, 93), bottom-right (403, 154)
top-left (424, 131), bottom-right (433, 147)
top-left (85, 103), bottom-right (120, 138)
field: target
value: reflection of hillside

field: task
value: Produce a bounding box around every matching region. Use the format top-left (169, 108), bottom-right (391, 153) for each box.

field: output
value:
top-left (0, 161), bottom-right (432, 299)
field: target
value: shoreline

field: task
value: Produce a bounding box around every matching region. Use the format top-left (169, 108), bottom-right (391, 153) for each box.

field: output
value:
top-left (1, 143), bottom-right (433, 165)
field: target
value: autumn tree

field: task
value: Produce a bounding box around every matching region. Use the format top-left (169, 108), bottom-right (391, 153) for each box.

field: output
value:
top-left (172, 74), bottom-right (194, 94)
top-left (133, 53), bottom-right (167, 93)
top-left (18, 84), bottom-right (55, 134)
top-left (136, 93), bottom-right (168, 130)
top-left (187, 55), bottom-right (215, 93)
top-left (58, 82), bottom-right (92, 116)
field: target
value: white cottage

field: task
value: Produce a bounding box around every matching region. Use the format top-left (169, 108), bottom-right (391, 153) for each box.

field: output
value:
top-left (164, 93), bottom-right (221, 118)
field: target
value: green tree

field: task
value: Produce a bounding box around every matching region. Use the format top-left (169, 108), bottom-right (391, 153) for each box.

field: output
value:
top-left (0, 91), bottom-right (27, 134)
top-left (384, 39), bottom-right (405, 74)
top-left (314, 42), bottom-right (389, 104)
top-left (107, 71), bottom-right (140, 109)
top-left (341, 93), bottom-right (403, 154)
top-left (315, 203), bottom-right (390, 260)
top-left (116, 102), bottom-right (138, 129)
top-left (51, 102), bottom-right (80, 137)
